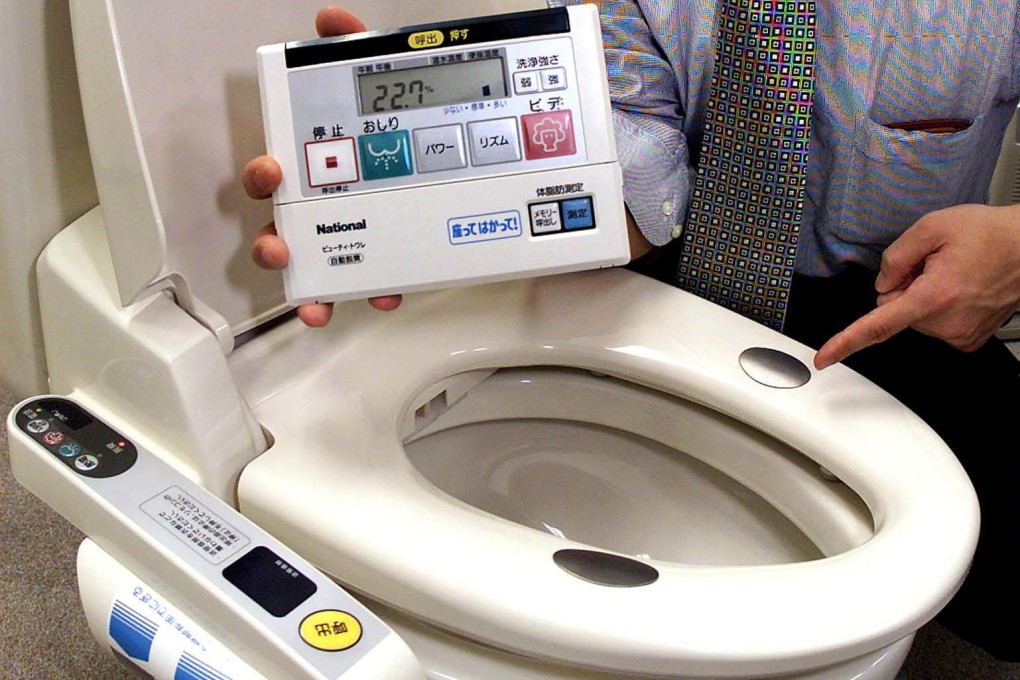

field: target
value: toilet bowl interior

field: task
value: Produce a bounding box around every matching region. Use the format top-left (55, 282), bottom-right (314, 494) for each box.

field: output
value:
top-left (402, 366), bottom-right (875, 566)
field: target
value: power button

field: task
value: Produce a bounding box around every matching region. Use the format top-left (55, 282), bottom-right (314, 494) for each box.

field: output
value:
top-left (299, 610), bottom-right (363, 652)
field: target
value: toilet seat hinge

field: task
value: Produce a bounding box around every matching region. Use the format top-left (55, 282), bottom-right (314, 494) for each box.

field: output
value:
top-left (139, 274), bottom-right (235, 354)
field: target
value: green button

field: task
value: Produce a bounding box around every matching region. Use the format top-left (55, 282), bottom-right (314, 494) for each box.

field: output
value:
top-left (358, 130), bottom-right (413, 181)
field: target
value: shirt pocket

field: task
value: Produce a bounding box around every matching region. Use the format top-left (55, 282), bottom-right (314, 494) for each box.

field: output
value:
top-left (834, 111), bottom-right (988, 255)
top-left (820, 3), bottom-right (1012, 263)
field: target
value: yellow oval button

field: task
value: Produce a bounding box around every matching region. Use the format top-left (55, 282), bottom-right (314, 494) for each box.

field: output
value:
top-left (408, 30), bottom-right (444, 49)
top-left (299, 610), bottom-right (363, 652)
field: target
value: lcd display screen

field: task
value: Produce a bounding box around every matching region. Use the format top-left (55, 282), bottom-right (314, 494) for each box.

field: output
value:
top-left (358, 58), bottom-right (507, 114)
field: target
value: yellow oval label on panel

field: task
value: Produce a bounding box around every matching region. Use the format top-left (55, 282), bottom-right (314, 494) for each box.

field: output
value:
top-left (408, 30), bottom-right (444, 49)
top-left (299, 610), bottom-right (363, 652)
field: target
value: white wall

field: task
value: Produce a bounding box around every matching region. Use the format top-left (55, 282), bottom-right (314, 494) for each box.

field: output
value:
top-left (0, 0), bottom-right (545, 398)
top-left (990, 107), bottom-right (1020, 207)
top-left (989, 106), bottom-right (1020, 353)
top-left (0, 0), bottom-right (98, 397)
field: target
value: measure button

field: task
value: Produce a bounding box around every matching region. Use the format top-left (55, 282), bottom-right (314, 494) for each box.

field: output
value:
top-left (299, 610), bottom-right (363, 652)
top-left (413, 124), bottom-right (467, 173)
top-left (562, 197), bottom-right (595, 230)
top-left (305, 138), bottom-right (359, 188)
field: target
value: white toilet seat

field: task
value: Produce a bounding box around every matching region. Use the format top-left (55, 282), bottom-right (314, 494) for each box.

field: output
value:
top-left (235, 268), bottom-right (978, 678)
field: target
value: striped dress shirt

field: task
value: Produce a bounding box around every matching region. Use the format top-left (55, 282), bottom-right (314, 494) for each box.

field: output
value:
top-left (558, 0), bottom-right (1020, 276)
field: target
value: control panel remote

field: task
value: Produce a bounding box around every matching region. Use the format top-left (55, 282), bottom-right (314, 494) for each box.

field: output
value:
top-left (257, 5), bottom-right (628, 305)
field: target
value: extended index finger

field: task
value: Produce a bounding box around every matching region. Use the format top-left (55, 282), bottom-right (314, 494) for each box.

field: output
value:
top-left (813, 291), bottom-right (928, 370)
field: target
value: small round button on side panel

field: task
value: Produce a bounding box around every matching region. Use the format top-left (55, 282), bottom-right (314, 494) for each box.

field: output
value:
top-left (739, 348), bottom-right (812, 389)
top-left (299, 610), bottom-right (364, 652)
top-left (74, 454), bottom-right (100, 472)
top-left (58, 441), bottom-right (83, 458)
top-left (69, 441), bottom-right (139, 479)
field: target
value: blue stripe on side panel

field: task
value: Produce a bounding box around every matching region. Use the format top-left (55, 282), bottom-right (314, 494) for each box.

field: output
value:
top-left (109, 601), bottom-right (158, 662)
top-left (175, 652), bottom-right (232, 680)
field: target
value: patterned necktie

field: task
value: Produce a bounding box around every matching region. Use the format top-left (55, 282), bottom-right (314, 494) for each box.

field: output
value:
top-left (677, 0), bottom-right (817, 331)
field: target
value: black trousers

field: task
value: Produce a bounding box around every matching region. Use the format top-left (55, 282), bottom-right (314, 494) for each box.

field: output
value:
top-left (785, 266), bottom-right (1020, 661)
top-left (631, 249), bottom-right (1020, 660)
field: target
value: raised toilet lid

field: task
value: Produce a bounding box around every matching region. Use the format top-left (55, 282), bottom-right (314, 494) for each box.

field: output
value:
top-left (70, 0), bottom-right (546, 346)
top-left (234, 269), bottom-right (980, 678)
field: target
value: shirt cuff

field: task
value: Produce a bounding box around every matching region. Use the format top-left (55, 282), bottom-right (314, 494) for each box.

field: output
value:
top-left (612, 109), bottom-right (691, 247)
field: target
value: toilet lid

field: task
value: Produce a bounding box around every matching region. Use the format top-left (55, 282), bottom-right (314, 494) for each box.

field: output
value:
top-left (70, 0), bottom-right (546, 338)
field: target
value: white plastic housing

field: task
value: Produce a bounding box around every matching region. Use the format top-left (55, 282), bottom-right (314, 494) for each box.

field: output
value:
top-left (257, 5), bottom-right (628, 304)
top-left (35, 208), bottom-right (266, 499)
top-left (8, 399), bottom-right (423, 680)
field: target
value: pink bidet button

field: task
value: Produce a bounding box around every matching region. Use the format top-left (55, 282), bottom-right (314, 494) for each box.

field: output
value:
top-left (521, 110), bottom-right (576, 160)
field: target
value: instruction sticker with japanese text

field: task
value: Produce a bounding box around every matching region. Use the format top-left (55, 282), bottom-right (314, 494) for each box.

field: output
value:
top-left (141, 487), bottom-right (250, 565)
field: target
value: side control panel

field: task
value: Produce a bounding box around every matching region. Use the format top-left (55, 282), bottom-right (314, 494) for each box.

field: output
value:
top-left (8, 396), bottom-right (422, 680)
top-left (15, 397), bottom-right (139, 477)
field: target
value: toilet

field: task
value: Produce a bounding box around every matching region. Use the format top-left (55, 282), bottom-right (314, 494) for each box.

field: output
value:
top-left (8, 0), bottom-right (979, 679)
top-left (222, 267), bottom-right (977, 679)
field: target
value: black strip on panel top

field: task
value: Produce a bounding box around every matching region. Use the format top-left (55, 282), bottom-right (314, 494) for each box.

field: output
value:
top-left (285, 8), bottom-right (570, 69)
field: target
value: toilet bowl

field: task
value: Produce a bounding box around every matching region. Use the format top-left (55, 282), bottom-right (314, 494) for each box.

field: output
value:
top-left (403, 367), bottom-right (862, 567)
top-left (231, 267), bottom-right (979, 679)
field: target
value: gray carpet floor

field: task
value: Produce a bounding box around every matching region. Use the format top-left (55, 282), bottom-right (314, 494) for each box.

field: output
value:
top-left (1, 384), bottom-right (1016, 679)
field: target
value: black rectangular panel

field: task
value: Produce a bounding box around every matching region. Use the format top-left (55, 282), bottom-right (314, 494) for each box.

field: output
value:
top-left (285, 8), bottom-right (570, 68)
top-left (222, 546), bottom-right (318, 618)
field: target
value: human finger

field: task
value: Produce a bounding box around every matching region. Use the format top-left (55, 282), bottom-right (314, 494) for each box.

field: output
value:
top-left (297, 302), bottom-right (335, 327)
top-left (251, 222), bottom-right (290, 270)
top-left (242, 155), bottom-right (283, 200)
top-left (315, 7), bottom-right (367, 38)
top-left (283, 8), bottom-right (371, 327)
top-left (875, 218), bottom-right (943, 295)
top-left (368, 295), bottom-right (403, 311)
top-left (874, 287), bottom-right (907, 307)
top-left (813, 292), bottom-right (927, 370)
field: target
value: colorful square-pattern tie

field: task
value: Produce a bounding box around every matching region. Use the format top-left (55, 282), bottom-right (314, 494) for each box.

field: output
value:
top-left (677, 0), bottom-right (816, 331)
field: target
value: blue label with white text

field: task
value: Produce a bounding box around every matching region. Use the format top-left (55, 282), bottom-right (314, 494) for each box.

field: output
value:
top-left (448, 210), bottom-right (523, 245)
